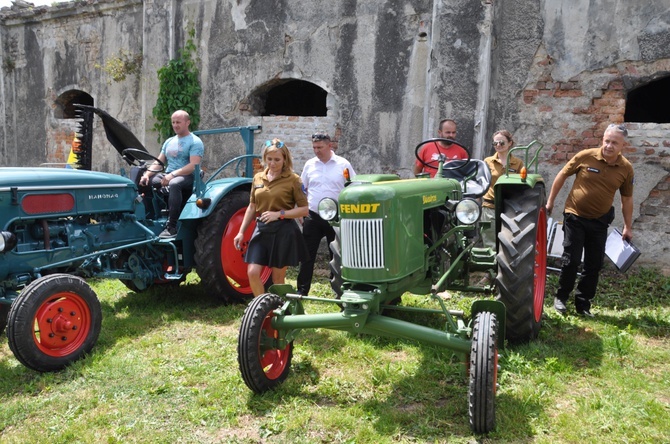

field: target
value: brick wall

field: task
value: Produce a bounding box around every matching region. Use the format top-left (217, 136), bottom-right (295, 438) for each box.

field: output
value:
top-left (520, 49), bottom-right (670, 268)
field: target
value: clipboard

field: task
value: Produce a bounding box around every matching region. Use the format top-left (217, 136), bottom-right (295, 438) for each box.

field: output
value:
top-left (605, 228), bottom-right (641, 272)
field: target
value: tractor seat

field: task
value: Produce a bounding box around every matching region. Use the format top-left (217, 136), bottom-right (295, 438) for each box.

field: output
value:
top-left (441, 159), bottom-right (491, 198)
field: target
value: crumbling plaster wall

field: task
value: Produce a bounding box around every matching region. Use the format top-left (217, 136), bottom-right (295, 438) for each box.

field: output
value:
top-left (489, 0), bottom-right (670, 265)
top-left (0, 0), bottom-right (668, 266)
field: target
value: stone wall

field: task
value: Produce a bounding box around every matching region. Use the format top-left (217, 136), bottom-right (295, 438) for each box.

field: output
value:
top-left (1, 0), bottom-right (669, 267)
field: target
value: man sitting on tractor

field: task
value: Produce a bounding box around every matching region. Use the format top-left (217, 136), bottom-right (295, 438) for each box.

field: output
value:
top-left (139, 110), bottom-right (204, 238)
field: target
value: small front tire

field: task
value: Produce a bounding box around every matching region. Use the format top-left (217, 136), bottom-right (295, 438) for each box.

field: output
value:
top-left (469, 311), bottom-right (499, 434)
top-left (7, 274), bottom-right (102, 372)
top-left (238, 293), bottom-right (293, 393)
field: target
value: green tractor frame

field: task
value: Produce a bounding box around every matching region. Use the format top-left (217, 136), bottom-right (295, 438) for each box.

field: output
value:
top-left (237, 138), bottom-right (548, 434)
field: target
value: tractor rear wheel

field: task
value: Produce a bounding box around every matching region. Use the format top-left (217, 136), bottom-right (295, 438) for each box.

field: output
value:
top-left (238, 293), bottom-right (293, 393)
top-left (328, 227), bottom-right (344, 297)
top-left (195, 190), bottom-right (272, 303)
top-left (469, 311), bottom-right (499, 434)
top-left (0, 304), bottom-right (8, 335)
top-left (7, 274), bottom-right (102, 372)
top-left (496, 183), bottom-right (547, 342)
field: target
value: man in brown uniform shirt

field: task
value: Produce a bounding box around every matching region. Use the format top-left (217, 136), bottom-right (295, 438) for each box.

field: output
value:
top-left (546, 124), bottom-right (634, 317)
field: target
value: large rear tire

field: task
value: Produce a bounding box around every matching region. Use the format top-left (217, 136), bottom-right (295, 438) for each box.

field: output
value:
top-left (7, 274), bottom-right (102, 372)
top-left (469, 311), bottom-right (499, 434)
top-left (195, 190), bottom-right (272, 303)
top-left (238, 293), bottom-right (293, 393)
top-left (496, 183), bottom-right (547, 342)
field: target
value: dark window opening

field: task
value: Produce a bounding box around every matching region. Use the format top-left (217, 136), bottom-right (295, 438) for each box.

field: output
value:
top-left (263, 80), bottom-right (327, 116)
top-left (624, 77), bottom-right (670, 123)
top-left (54, 90), bottom-right (94, 119)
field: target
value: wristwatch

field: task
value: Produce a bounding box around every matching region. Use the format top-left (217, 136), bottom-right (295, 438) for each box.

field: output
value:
top-left (279, 210), bottom-right (285, 220)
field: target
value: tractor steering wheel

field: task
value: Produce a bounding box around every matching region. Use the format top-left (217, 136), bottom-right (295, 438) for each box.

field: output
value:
top-left (414, 138), bottom-right (472, 172)
top-left (122, 148), bottom-right (165, 173)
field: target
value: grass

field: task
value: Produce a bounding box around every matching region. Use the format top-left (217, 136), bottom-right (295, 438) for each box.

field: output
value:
top-left (0, 263), bottom-right (669, 443)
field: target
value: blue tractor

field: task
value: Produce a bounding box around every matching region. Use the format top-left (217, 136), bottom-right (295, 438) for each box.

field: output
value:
top-left (0, 106), bottom-right (270, 371)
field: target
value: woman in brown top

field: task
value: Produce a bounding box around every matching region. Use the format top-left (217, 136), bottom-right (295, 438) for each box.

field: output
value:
top-left (481, 130), bottom-right (525, 248)
top-left (234, 139), bottom-right (309, 296)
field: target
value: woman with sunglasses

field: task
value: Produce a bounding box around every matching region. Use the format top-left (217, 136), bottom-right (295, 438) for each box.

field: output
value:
top-left (481, 130), bottom-right (525, 248)
top-left (234, 138), bottom-right (309, 296)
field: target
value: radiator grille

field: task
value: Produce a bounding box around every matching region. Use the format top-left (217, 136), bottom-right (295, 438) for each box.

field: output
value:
top-left (341, 218), bottom-right (385, 269)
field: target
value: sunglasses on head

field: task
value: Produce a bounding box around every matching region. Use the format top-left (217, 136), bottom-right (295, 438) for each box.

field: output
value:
top-left (492, 140), bottom-right (506, 146)
top-left (312, 133), bottom-right (330, 141)
top-left (607, 123), bottom-right (628, 136)
top-left (265, 140), bottom-right (285, 148)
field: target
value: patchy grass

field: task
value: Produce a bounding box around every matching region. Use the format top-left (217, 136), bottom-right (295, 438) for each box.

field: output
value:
top-left (0, 263), bottom-right (669, 443)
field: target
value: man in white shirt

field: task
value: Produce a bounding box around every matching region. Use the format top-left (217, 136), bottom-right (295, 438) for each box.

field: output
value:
top-left (297, 132), bottom-right (356, 295)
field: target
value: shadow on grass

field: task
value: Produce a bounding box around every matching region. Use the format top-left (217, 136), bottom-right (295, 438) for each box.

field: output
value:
top-left (240, 300), bottom-right (539, 440)
top-left (0, 275), bottom-right (247, 393)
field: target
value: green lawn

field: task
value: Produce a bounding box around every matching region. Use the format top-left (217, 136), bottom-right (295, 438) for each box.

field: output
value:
top-left (1, 265), bottom-right (668, 443)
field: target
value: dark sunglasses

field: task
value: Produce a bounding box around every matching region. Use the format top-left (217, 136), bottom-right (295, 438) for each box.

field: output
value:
top-left (312, 133), bottom-right (330, 141)
top-left (492, 140), bottom-right (507, 147)
top-left (265, 140), bottom-right (285, 148)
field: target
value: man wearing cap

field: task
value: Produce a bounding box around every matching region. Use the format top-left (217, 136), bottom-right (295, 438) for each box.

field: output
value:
top-left (546, 123), bottom-right (634, 317)
top-left (297, 132), bottom-right (356, 296)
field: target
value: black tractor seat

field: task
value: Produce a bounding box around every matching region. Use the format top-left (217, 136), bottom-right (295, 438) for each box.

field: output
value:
top-left (441, 159), bottom-right (491, 198)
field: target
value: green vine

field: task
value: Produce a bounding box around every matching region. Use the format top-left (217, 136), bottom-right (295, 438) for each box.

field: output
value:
top-left (152, 28), bottom-right (202, 142)
top-left (95, 49), bottom-right (142, 83)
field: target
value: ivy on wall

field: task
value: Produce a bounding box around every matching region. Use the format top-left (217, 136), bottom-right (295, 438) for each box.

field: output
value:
top-left (95, 49), bottom-right (143, 83)
top-left (152, 28), bottom-right (201, 142)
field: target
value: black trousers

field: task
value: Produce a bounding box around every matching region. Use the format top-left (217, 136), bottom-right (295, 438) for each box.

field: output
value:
top-left (555, 212), bottom-right (609, 311)
top-left (297, 211), bottom-right (335, 295)
top-left (140, 173), bottom-right (194, 228)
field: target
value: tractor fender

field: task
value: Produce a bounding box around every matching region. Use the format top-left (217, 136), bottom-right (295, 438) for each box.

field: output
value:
top-left (179, 178), bottom-right (252, 220)
top-left (494, 172), bottom-right (544, 190)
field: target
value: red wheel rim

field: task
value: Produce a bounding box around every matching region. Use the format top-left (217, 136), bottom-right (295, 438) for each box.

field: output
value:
top-left (33, 292), bottom-right (92, 357)
top-left (533, 207), bottom-right (548, 323)
top-left (220, 207), bottom-right (272, 294)
top-left (259, 311), bottom-right (290, 380)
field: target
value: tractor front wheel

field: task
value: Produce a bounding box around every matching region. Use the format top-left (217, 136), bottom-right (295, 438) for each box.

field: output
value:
top-left (238, 293), bottom-right (293, 393)
top-left (469, 311), bottom-right (499, 434)
top-left (7, 274), bottom-right (102, 372)
top-left (496, 183), bottom-right (547, 342)
top-left (195, 190), bottom-right (272, 303)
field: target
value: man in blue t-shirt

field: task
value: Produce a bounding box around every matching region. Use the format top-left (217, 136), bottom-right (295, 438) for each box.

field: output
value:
top-left (140, 110), bottom-right (204, 238)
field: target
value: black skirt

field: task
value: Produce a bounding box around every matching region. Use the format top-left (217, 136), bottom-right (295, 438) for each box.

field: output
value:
top-left (244, 219), bottom-right (309, 268)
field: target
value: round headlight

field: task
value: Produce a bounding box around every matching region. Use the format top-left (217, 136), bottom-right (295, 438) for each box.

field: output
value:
top-left (318, 198), bottom-right (338, 221)
top-left (455, 199), bottom-right (481, 225)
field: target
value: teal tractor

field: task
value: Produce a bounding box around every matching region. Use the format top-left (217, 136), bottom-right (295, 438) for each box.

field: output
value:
top-left (0, 106), bottom-right (272, 372)
top-left (237, 139), bottom-right (548, 433)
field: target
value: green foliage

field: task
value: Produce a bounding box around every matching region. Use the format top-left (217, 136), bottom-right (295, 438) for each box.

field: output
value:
top-left (152, 28), bottom-right (201, 143)
top-left (95, 49), bottom-right (143, 83)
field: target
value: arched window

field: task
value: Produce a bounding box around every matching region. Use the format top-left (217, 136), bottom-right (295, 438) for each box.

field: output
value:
top-left (260, 80), bottom-right (327, 116)
top-left (624, 77), bottom-right (670, 123)
top-left (54, 90), bottom-right (94, 119)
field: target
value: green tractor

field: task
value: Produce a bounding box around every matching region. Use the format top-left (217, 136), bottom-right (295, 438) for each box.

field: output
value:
top-left (237, 138), bottom-right (547, 433)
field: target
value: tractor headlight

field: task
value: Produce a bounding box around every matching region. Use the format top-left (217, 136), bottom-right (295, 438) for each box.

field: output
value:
top-left (318, 198), bottom-right (338, 221)
top-left (0, 231), bottom-right (17, 253)
top-left (455, 199), bottom-right (480, 225)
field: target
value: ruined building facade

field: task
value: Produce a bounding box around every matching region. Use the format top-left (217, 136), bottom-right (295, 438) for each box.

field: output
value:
top-left (1, 0), bottom-right (669, 265)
